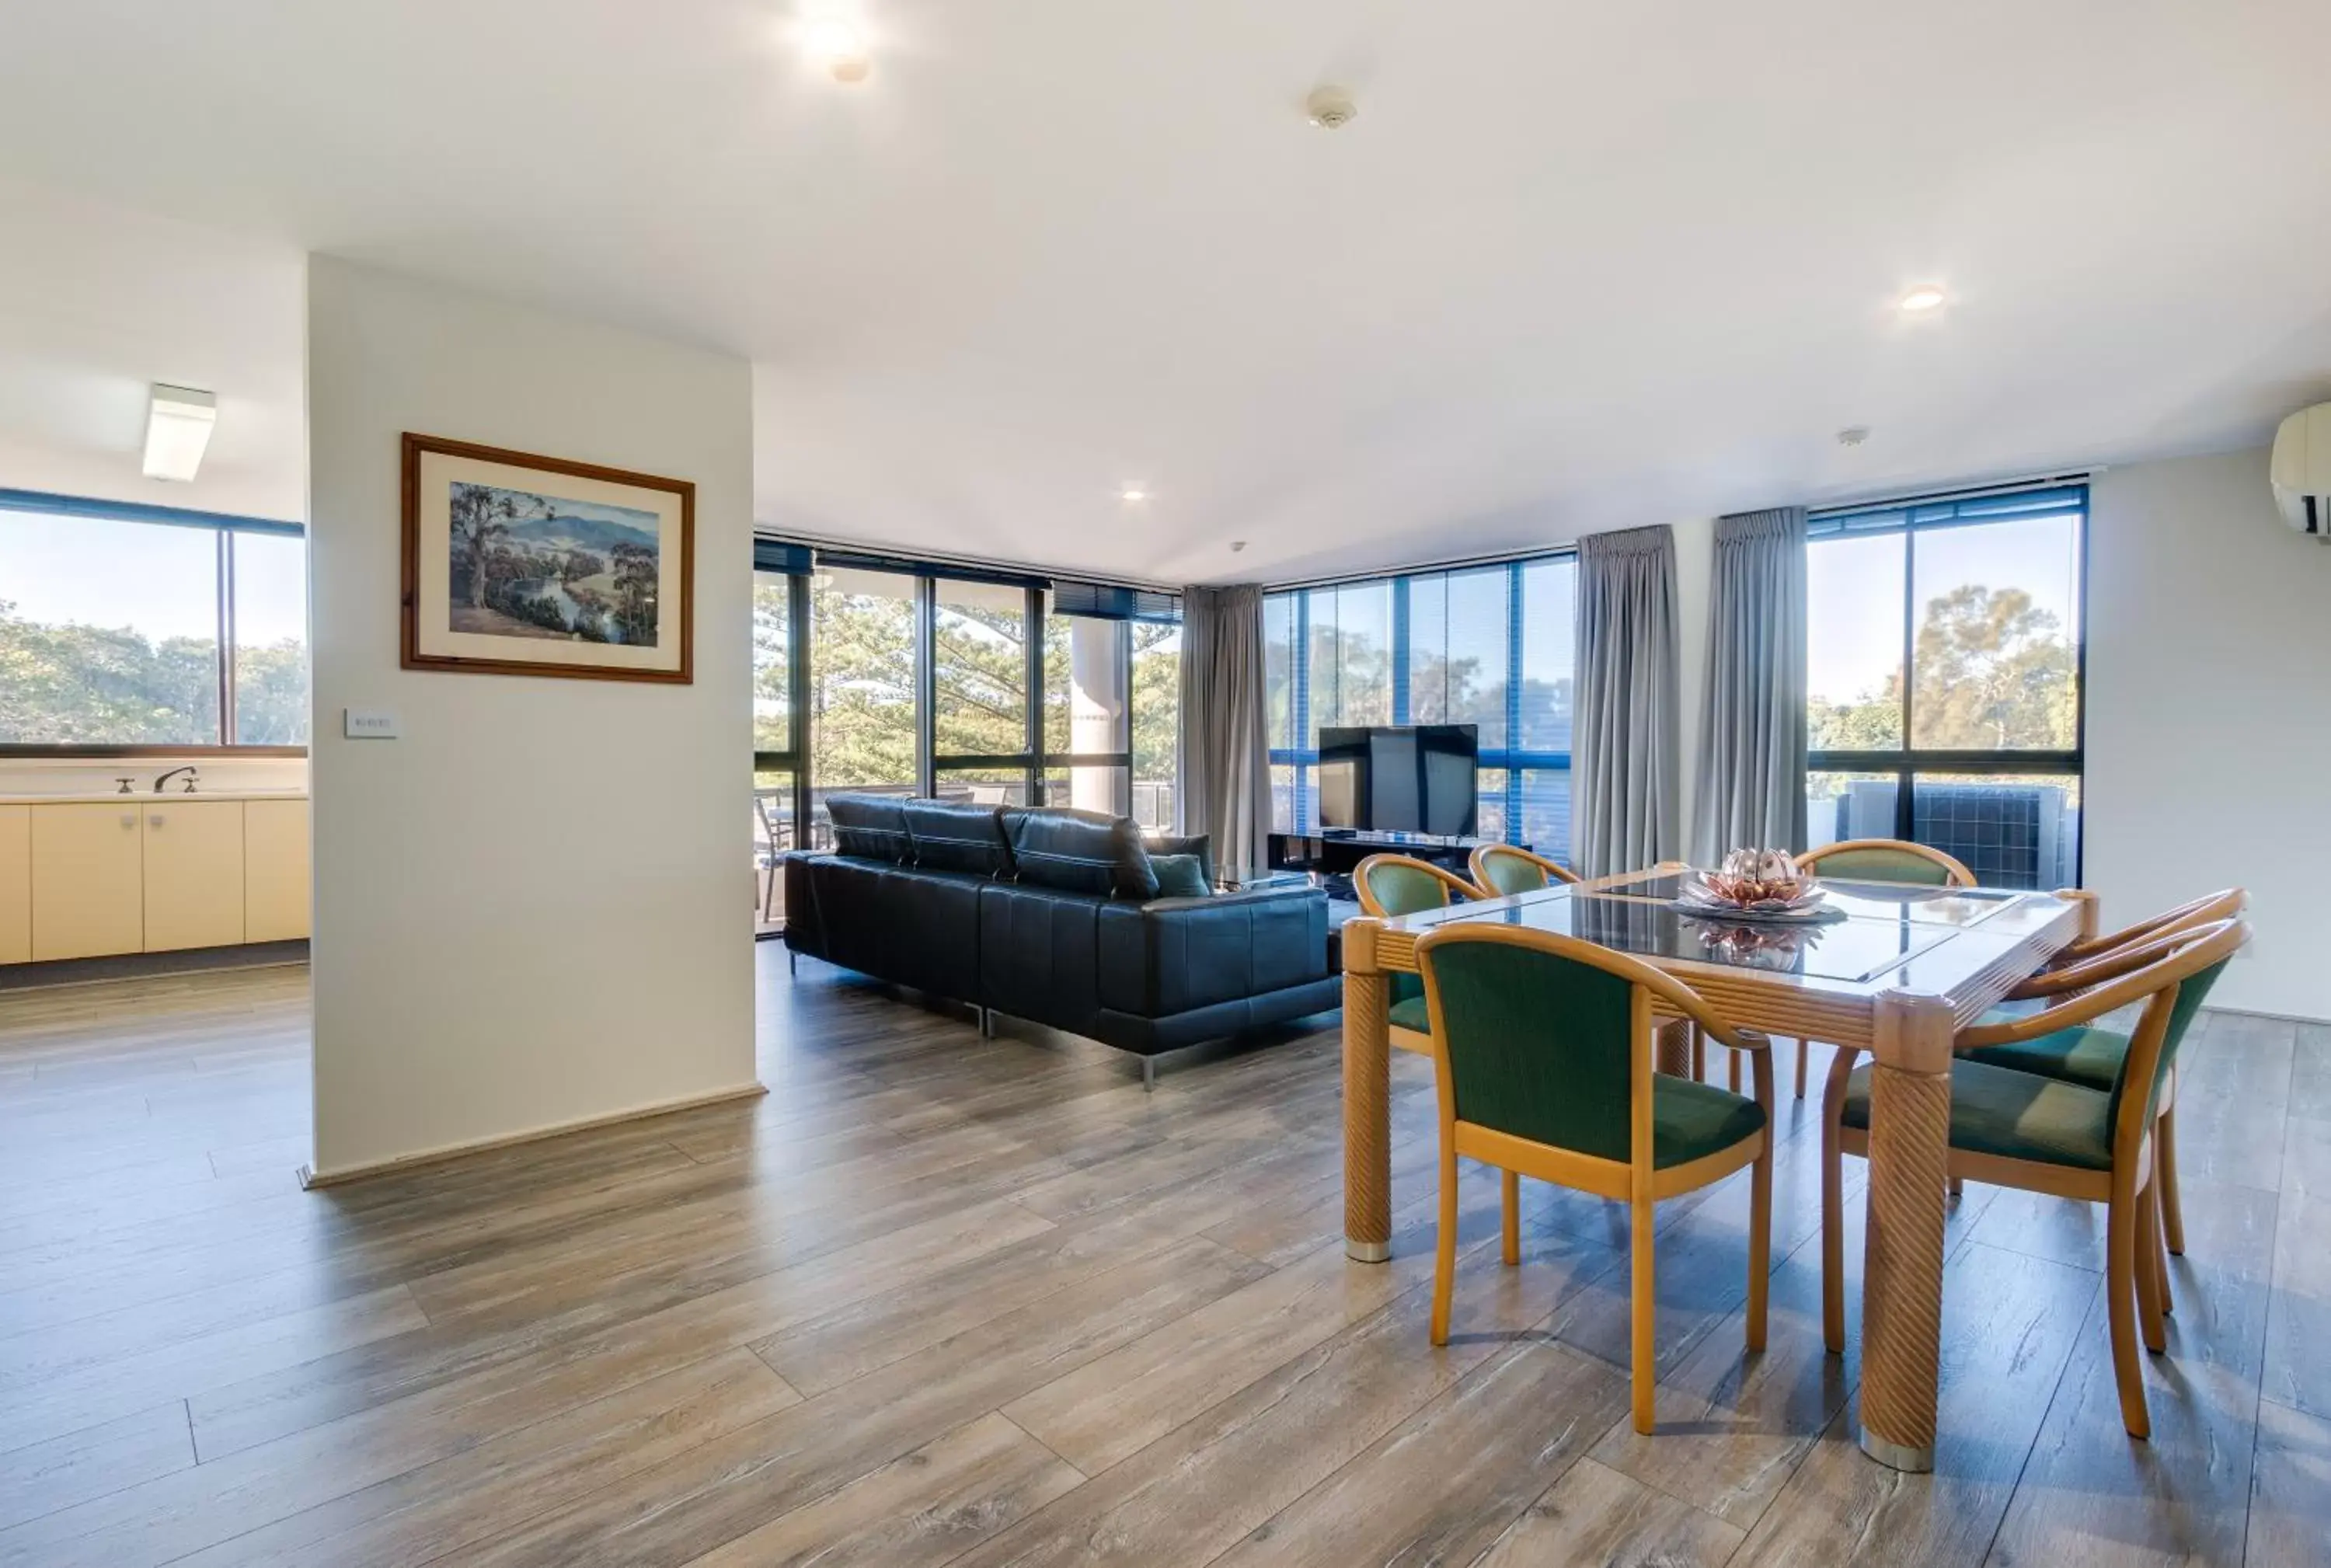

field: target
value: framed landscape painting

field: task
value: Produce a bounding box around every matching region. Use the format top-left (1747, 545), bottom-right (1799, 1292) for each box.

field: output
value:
top-left (401, 434), bottom-right (694, 683)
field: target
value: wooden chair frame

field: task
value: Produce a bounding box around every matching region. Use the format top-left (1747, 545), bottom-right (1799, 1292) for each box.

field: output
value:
top-left (1819, 917), bottom-right (2249, 1439)
top-left (1416, 922), bottom-right (1775, 1434)
top-left (1354, 854), bottom-right (1486, 1060)
top-left (1997, 887), bottom-right (2244, 1256)
top-left (1786, 840), bottom-right (1977, 1103)
top-left (1466, 842), bottom-right (1580, 897)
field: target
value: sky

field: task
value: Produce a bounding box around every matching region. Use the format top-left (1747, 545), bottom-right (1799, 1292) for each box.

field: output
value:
top-left (1807, 517), bottom-right (2082, 704)
top-left (2, 510), bottom-right (307, 645)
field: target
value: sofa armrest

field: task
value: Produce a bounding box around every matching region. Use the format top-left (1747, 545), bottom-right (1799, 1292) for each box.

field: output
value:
top-left (1096, 886), bottom-right (1329, 1018)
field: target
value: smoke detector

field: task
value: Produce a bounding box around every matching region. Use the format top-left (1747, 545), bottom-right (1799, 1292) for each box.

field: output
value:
top-left (1305, 86), bottom-right (1357, 129)
top-left (1836, 426), bottom-right (1871, 448)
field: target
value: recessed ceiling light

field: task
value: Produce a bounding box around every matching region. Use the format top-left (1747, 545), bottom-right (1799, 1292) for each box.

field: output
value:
top-left (800, 8), bottom-right (869, 82)
top-left (1897, 284), bottom-right (1947, 313)
top-left (1119, 486), bottom-right (1149, 503)
top-left (142, 384), bottom-right (215, 482)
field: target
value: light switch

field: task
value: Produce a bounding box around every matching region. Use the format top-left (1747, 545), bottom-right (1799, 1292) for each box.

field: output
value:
top-left (344, 708), bottom-right (401, 740)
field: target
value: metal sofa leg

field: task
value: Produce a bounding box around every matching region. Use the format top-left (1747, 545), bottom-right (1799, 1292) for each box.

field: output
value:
top-left (1143, 1056), bottom-right (1157, 1092)
top-left (788, 951), bottom-right (797, 977)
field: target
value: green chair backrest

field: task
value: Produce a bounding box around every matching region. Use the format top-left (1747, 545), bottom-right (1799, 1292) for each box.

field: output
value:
top-left (1810, 845), bottom-right (1956, 886)
top-left (1419, 937), bottom-right (1636, 1161)
top-left (2116, 955), bottom-right (2232, 1134)
top-left (1476, 848), bottom-right (1551, 897)
top-left (1362, 859), bottom-right (1458, 918)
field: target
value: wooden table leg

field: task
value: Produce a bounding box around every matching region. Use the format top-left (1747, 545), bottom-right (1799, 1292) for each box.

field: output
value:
top-left (1858, 990), bottom-right (1955, 1472)
top-left (1654, 1018), bottom-right (1694, 1078)
top-left (1342, 918), bottom-right (1392, 1263)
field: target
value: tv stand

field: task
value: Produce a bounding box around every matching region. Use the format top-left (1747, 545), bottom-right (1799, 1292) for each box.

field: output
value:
top-left (1267, 828), bottom-right (1527, 899)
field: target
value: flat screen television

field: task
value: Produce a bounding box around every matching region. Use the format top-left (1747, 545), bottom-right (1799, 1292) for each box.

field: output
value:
top-left (1316, 724), bottom-right (1479, 836)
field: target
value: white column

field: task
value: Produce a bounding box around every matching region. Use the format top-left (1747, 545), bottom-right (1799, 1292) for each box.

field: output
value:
top-left (1068, 618), bottom-right (1124, 814)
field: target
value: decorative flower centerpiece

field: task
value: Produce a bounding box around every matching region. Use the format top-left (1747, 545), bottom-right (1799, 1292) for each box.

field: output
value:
top-left (1675, 848), bottom-right (1838, 922)
top-left (1693, 919), bottom-right (1814, 971)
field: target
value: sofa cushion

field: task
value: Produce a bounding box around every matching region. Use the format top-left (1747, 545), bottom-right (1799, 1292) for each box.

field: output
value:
top-left (824, 795), bottom-right (911, 862)
top-left (1006, 808), bottom-right (1159, 901)
top-left (1150, 833), bottom-right (1213, 885)
top-left (901, 800), bottom-right (1012, 876)
top-left (1150, 854), bottom-right (1212, 899)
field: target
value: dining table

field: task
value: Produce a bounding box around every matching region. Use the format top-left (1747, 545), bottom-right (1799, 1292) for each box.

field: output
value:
top-left (1337, 862), bottom-right (2094, 1474)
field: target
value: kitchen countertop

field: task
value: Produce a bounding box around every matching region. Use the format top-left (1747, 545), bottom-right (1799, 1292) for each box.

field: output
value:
top-left (0, 791), bottom-right (309, 805)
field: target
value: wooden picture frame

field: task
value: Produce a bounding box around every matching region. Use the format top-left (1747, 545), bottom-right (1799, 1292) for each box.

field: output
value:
top-left (400, 433), bottom-right (695, 683)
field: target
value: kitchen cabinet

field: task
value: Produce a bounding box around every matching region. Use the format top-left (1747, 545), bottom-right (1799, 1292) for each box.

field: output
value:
top-left (0, 805), bottom-right (28, 965)
top-left (141, 801), bottom-right (246, 953)
top-left (30, 803), bottom-right (145, 961)
top-left (242, 798), bottom-right (312, 943)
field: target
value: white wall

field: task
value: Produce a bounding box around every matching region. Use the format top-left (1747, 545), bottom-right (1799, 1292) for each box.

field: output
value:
top-left (305, 257), bottom-right (756, 1177)
top-left (2085, 448), bottom-right (2331, 1021)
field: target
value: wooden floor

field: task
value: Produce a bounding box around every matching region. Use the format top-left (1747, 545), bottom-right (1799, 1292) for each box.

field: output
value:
top-left (0, 950), bottom-right (2325, 1566)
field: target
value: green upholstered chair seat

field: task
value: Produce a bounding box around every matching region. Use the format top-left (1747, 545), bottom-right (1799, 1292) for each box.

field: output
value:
top-left (1840, 1059), bottom-right (2114, 1170)
top-left (1814, 847), bottom-right (1954, 885)
top-left (1649, 1078), bottom-right (1768, 1169)
top-left (1963, 1023), bottom-right (2130, 1094)
top-left (1389, 995), bottom-right (1431, 1034)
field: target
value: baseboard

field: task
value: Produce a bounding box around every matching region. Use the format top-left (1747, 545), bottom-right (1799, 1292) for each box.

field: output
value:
top-left (297, 1080), bottom-right (768, 1188)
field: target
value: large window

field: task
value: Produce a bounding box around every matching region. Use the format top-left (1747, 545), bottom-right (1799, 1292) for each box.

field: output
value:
top-left (1264, 555), bottom-right (1577, 855)
top-left (751, 546), bottom-right (1181, 926)
top-left (1805, 485), bottom-right (2086, 887)
top-left (0, 497), bottom-right (307, 748)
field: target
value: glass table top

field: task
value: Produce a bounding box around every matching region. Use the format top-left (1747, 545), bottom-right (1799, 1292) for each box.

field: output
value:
top-left (1589, 870), bottom-right (2023, 927)
top-left (1408, 890), bottom-right (1953, 984)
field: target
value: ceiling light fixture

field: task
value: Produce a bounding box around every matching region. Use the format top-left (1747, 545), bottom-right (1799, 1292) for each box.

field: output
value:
top-left (1897, 284), bottom-right (1947, 313)
top-left (142, 384), bottom-right (215, 482)
top-left (1119, 486), bottom-right (1149, 503)
top-left (800, 5), bottom-right (870, 82)
top-left (1305, 86), bottom-right (1357, 129)
top-left (1837, 426), bottom-right (1870, 447)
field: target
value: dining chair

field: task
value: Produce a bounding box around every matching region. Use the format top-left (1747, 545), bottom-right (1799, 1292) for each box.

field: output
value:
top-left (1353, 853), bottom-right (1483, 1061)
top-left (1415, 922), bottom-right (1774, 1433)
top-left (1968, 887), bottom-right (2246, 1263)
top-left (1819, 916), bottom-right (2248, 1438)
top-left (1783, 838), bottom-right (1979, 1102)
top-left (1467, 841), bottom-right (1580, 897)
top-left (753, 793), bottom-right (786, 925)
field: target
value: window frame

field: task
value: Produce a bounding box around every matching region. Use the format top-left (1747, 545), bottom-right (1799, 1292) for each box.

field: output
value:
top-left (751, 539), bottom-right (1181, 846)
top-left (1265, 552), bottom-right (1577, 850)
top-left (1804, 483), bottom-right (2089, 882)
top-left (0, 487), bottom-right (308, 757)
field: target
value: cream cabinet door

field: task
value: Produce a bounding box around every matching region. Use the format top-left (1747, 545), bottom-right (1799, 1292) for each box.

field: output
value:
top-left (30, 803), bottom-right (145, 960)
top-left (142, 801), bottom-right (246, 952)
top-left (243, 799), bottom-right (312, 943)
top-left (0, 805), bottom-right (29, 965)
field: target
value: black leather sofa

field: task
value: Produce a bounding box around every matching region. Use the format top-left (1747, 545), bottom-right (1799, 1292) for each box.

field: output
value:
top-left (782, 796), bottom-right (1341, 1078)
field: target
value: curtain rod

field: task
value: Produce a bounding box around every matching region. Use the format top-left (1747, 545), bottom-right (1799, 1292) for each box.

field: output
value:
top-left (752, 528), bottom-right (1182, 594)
top-left (1804, 468), bottom-right (2099, 519)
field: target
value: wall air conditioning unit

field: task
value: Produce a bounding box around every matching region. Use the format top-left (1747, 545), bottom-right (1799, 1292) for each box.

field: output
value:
top-left (2269, 402), bottom-right (2331, 540)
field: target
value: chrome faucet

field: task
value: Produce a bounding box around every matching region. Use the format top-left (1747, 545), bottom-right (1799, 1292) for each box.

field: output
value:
top-left (153, 765), bottom-right (200, 794)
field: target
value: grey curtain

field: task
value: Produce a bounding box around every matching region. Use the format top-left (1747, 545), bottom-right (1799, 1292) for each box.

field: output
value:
top-left (1692, 507), bottom-right (1809, 862)
top-left (1573, 524), bottom-right (1681, 878)
top-left (1176, 584), bottom-right (1272, 875)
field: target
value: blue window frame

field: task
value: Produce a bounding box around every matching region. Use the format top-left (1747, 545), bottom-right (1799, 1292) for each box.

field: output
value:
top-left (1265, 552), bottom-right (1577, 856)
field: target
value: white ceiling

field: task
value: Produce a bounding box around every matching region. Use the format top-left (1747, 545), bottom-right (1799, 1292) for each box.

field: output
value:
top-left (2, 2), bottom-right (2327, 584)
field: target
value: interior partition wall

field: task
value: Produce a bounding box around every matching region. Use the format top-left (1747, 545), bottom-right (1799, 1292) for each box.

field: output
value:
top-left (1264, 553), bottom-right (1577, 858)
top-left (1803, 483), bottom-right (2088, 887)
